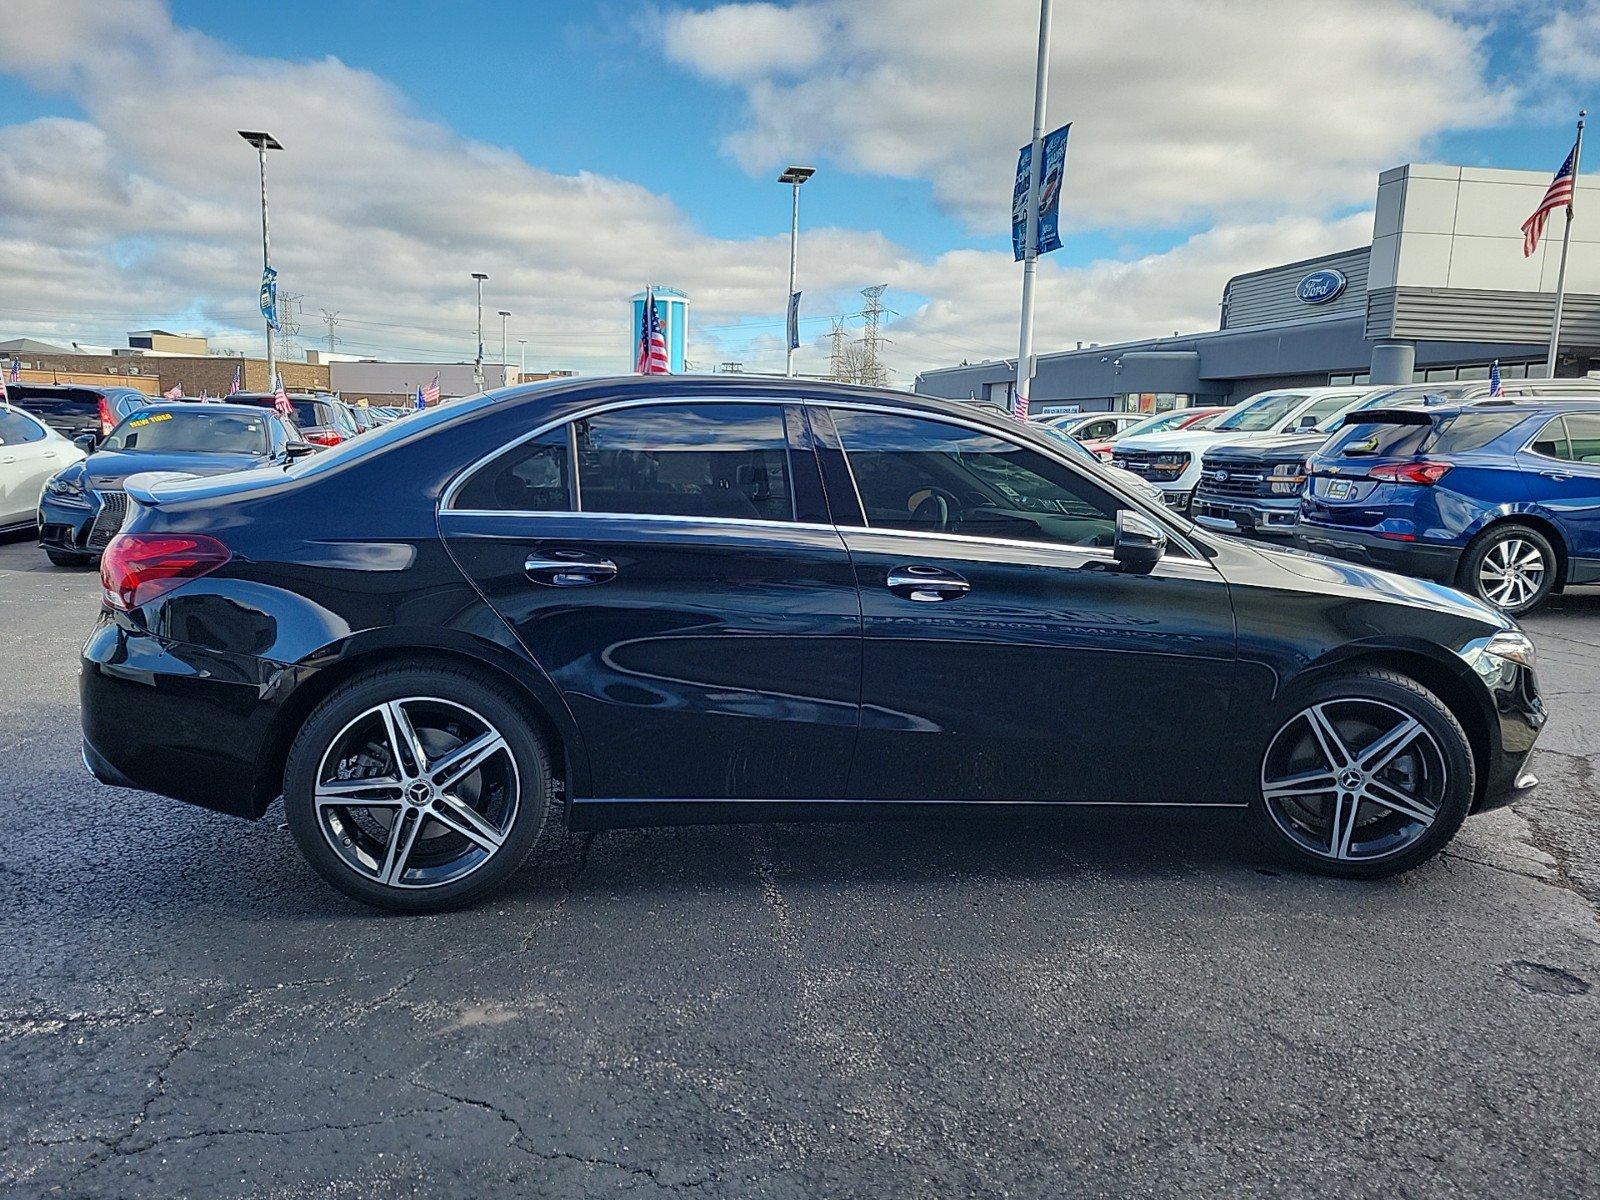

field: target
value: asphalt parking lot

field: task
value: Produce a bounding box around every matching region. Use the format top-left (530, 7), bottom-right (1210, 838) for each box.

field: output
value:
top-left (3, 534), bottom-right (1598, 1199)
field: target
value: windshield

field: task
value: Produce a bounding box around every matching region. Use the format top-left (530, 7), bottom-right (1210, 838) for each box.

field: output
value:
top-left (1035, 424), bottom-right (1096, 461)
top-left (1213, 391), bottom-right (1311, 432)
top-left (1117, 409), bottom-right (1197, 440)
top-left (103, 409), bottom-right (270, 455)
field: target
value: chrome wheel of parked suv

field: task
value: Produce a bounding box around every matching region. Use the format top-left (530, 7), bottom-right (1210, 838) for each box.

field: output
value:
top-left (1251, 669), bottom-right (1473, 878)
top-left (283, 664), bottom-right (559, 911)
top-left (1459, 524), bottom-right (1556, 615)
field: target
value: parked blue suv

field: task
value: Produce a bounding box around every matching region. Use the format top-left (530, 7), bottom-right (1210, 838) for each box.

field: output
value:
top-left (1297, 399), bottom-right (1600, 614)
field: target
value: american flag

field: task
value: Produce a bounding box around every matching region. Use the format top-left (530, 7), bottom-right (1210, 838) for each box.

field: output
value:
top-left (163, 384), bottom-right (183, 400)
top-left (636, 288), bottom-right (670, 375)
top-left (1489, 360), bottom-right (1504, 397)
top-left (272, 373), bottom-right (292, 416)
top-left (1522, 141), bottom-right (1578, 257)
top-left (1011, 384), bottom-right (1028, 423)
top-left (423, 374), bottom-right (441, 406)
top-left (228, 363), bottom-right (242, 395)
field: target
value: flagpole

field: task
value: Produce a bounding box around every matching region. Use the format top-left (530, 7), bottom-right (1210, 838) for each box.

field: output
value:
top-left (1545, 109), bottom-right (1586, 378)
top-left (1014, 0), bottom-right (1054, 421)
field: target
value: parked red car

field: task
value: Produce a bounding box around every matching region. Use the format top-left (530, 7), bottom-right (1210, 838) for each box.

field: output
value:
top-left (1080, 405), bottom-right (1228, 460)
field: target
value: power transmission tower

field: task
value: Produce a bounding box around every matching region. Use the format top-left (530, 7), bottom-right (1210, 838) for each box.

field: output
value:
top-left (319, 310), bottom-right (340, 358)
top-left (278, 291), bottom-right (304, 360)
top-left (828, 317), bottom-right (848, 382)
top-left (859, 284), bottom-right (889, 387)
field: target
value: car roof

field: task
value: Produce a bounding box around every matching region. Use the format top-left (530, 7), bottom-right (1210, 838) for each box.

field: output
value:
top-left (123, 401), bottom-right (279, 419)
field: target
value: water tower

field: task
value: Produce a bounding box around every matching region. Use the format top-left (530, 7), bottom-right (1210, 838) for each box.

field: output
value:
top-left (629, 288), bottom-right (689, 373)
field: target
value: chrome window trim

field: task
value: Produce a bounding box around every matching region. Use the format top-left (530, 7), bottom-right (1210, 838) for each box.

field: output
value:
top-left (441, 509), bottom-right (841, 536)
top-left (440, 394), bottom-right (801, 514)
top-left (814, 399), bottom-right (1206, 561)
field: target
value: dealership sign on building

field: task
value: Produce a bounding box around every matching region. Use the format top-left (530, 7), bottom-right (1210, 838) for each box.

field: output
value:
top-left (1296, 268), bottom-right (1348, 305)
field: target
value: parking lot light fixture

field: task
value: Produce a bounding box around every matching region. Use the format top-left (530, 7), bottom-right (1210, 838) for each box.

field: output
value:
top-left (239, 131), bottom-right (283, 385)
top-left (498, 310), bottom-right (511, 375)
top-left (471, 273), bottom-right (488, 390)
top-left (778, 166), bottom-right (815, 378)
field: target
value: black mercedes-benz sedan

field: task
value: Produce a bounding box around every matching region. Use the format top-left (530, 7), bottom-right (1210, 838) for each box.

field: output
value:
top-left (80, 377), bottom-right (1546, 911)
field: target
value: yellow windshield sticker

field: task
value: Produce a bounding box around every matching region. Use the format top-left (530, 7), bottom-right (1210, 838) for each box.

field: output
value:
top-left (127, 412), bottom-right (175, 428)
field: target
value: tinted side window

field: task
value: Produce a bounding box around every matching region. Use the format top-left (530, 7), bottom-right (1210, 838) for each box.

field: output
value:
top-left (1529, 416), bottom-right (1569, 460)
top-left (576, 403), bottom-right (794, 522)
top-left (1564, 413), bottom-right (1600, 464)
top-left (454, 426), bottom-right (572, 511)
top-left (830, 409), bottom-right (1120, 549)
top-left (1424, 411), bottom-right (1529, 454)
top-left (0, 411), bottom-right (46, 444)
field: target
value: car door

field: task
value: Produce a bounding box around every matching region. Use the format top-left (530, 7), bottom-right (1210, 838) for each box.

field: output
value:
top-left (1522, 412), bottom-right (1600, 583)
top-left (0, 410), bottom-right (74, 526)
top-left (439, 398), bottom-right (863, 801)
top-left (813, 404), bottom-right (1239, 805)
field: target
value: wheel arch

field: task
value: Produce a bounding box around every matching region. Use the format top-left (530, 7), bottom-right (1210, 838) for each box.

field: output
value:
top-left (250, 628), bottom-right (589, 819)
top-left (1291, 640), bottom-right (1497, 810)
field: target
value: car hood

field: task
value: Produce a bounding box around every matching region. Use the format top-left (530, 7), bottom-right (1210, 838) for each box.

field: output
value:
top-left (1114, 428), bottom-right (1264, 454)
top-left (1237, 539), bottom-right (1511, 629)
top-left (1205, 432), bottom-right (1328, 462)
top-left (84, 449), bottom-right (267, 489)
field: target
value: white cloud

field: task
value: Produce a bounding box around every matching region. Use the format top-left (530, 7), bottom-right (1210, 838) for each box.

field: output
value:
top-left (663, 0), bottom-right (1512, 233)
top-left (1537, 2), bottom-right (1600, 80)
top-left (661, 2), bottom-right (829, 80)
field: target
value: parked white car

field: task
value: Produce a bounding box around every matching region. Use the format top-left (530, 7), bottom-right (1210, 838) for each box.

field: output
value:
top-left (0, 407), bottom-right (85, 532)
top-left (1110, 386), bottom-right (1378, 510)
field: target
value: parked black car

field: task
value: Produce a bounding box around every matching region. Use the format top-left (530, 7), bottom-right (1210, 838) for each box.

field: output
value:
top-left (7, 383), bottom-right (155, 442)
top-left (231, 391), bottom-right (358, 447)
top-left (81, 377), bottom-right (1545, 911)
top-left (38, 403), bottom-right (310, 565)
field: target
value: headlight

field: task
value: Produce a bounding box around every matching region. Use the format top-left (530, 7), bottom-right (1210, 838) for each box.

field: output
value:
top-left (1148, 452), bottom-right (1191, 475)
top-left (1484, 630), bottom-right (1537, 670)
top-left (45, 473), bottom-right (85, 499)
top-left (1266, 465), bottom-right (1307, 495)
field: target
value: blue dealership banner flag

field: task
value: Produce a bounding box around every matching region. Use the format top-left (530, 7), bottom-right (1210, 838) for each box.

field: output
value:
top-left (1011, 122), bottom-right (1071, 261)
top-left (787, 291), bottom-right (802, 352)
top-left (259, 265), bottom-right (280, 331)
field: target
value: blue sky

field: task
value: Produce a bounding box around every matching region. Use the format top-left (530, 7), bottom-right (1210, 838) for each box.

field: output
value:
top-left (0, 0), bottom-right (1593, 375)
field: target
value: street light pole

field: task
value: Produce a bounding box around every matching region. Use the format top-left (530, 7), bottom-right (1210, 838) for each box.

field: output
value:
top-left (498, 310), bottom-right (511, 383)
top-left (778, 166), bottom-right (815, 378)
top-left (517, 338), bottom-right (528, 378)
top-left (239, 131), bottom-right (283, 387)
top-left (1013, 0), bottom-right (1054, 421)
top-left (471, 273), bottom-right (488, 391)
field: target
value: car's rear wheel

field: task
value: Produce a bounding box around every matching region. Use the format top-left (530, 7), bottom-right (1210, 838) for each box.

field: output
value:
top-left (1249, 668), bottom-right (1474, 878)
top-left (283, 663), bottom-right (561, 912)
top-left (1458, 523), bottom-right (1556, 615)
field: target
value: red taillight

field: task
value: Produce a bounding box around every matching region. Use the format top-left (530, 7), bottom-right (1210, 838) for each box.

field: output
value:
top-left (306, 429), bottom-right (343, 447)
top-left (1368, 461), bottom-right (1451, 486)
top-left (98, 395), bottom-right (115, 438)
top-left (101, 534), bottom-right (231, 611)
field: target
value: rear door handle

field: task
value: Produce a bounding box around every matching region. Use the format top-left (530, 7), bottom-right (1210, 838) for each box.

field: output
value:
top-left (524, 552), bottom-right (617, 587)
top-left (886, 565), bottom-right (970, 602)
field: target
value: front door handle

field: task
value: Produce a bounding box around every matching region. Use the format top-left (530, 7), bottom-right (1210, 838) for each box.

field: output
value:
top-left (524, 552), bottom-right (617, 587)
top-left (1539, 469), bottom-right (1573, 481)
top-left (886, 565), bottom-right (970, 602)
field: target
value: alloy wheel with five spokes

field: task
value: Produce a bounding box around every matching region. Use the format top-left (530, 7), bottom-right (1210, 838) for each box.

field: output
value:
top-left (1260, 694), bottom-right (1453, 867)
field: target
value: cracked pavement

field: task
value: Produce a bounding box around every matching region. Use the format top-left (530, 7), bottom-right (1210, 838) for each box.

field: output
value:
top-left (2, 536), bottom-right (1598, 1198)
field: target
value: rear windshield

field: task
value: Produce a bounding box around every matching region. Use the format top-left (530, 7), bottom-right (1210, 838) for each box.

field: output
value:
top-left (1214, 392), bottom-right (1309, 432)
top-left (103, 409), bottom-right (270, 455)
top-left (1324, 410), bottom-right (1529, 459)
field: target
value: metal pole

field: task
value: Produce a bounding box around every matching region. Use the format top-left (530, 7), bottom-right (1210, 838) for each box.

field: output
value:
top-left (1546, 109), bottom-right (1587, 378)
top-left (518, 338), bottom-right (528, 377)
top-left (499, 311), bottom-right (510, 372)
top-left (1013, 0), bottom-right (1054, 421)
top-left (257, 144), bottom-right (275, 386)
top-left (786, 182), bottom-right (800, 377)
top-left (472, 274), bottom-right (486, 390)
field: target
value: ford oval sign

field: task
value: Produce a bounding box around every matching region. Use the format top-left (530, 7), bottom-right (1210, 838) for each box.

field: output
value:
top-left (1296, 268), bottom-right (1347, 305)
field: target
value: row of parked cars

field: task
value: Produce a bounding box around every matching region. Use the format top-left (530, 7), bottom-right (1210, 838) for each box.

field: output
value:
top-left (1055, 378), bottom-right (1600, 614)
top-left (0, 381), bottom-right (411, 564)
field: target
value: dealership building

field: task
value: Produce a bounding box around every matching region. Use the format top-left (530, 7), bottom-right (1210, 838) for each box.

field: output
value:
top-left (916, 162), bottom-right (1600, 415)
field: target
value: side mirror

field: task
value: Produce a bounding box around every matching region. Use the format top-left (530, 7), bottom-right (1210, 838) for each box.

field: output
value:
top-left (74, 432), bottom-right (99, 453)
top-left (1290, 414), bottom-right (1319, 431)
top-left (284, 441), bottom-right (318, 459)
top-left (1113, 509), bottom-right (1167, 574)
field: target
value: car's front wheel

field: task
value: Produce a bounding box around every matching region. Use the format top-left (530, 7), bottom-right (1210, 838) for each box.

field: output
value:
top-left (1458, 523), bottom-right (1557, 615)
top-left (1249, 668), bottom-right (1474, 878)
top-left (283, 662), bottom-right (561, 912)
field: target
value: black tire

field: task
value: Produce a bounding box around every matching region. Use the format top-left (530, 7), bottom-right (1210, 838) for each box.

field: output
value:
top-left (44, 547), bottom-right (91, 568)
top-left (1456, 523), bottom-right (1557, 615)
top-left (1248, 667), bottom-right (1474, 879)
top-left (283, 662), bottom-right (562, 912)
